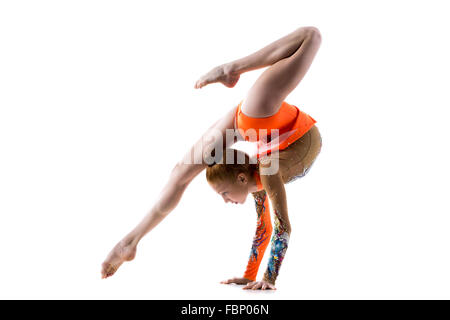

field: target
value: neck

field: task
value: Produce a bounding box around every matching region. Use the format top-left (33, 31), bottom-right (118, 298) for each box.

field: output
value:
top-left (251, 170), bottom-right (263, 192)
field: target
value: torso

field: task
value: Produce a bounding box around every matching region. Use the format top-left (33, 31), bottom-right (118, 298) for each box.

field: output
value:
top-left (232, 98), bottom-right (320, 187)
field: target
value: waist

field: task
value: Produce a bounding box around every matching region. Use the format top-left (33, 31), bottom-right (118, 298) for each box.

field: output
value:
top-left (235, 101), bottom-right (311, 140)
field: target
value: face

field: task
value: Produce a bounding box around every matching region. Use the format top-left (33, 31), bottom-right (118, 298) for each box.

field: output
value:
top-left (209, 173), bottom-right (252, 205)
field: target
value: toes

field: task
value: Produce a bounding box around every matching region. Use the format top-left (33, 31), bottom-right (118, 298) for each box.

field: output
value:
top-left (195, 77), bottom-right (205, 87)
top-left (101, 262), bottom-right (117, 278)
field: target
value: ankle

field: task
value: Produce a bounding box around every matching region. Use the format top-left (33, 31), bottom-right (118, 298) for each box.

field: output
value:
top-left (121, 235), bottom-right (139, 248)
top-left (224, 62), bottom-right (239, 76)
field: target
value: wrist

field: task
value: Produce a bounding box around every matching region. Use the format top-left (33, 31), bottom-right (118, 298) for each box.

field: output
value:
top-left (243, 275), bottom-right (256, 282)
top-left (262, 273), bottom-right (276, 285)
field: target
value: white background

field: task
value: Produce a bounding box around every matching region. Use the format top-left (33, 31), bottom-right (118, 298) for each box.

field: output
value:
top-left (1, 0), bottom-right (449, 299)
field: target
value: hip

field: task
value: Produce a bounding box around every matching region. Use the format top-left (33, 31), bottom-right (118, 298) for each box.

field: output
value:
top-left (277, 125), bottom-right (322, 183)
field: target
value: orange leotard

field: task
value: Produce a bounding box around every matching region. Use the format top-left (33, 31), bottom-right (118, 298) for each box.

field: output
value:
top-left (234, 99), bottom-right (317, 159)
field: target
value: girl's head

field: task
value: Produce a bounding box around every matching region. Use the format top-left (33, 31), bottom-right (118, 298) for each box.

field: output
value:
top-left (206, 148), bottom-right (259, 204)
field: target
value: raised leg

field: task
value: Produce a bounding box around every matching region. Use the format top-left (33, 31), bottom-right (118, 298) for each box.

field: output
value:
top-left (234, 26), bottom-right (322, 118)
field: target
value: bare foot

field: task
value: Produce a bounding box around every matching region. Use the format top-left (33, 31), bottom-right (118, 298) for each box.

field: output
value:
top-left (194, 64), bottom-right (240, 89)
top-left (101, 239), bottom-right (137, 279)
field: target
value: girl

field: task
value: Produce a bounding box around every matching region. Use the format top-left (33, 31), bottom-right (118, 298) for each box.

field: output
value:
top-left (101, 26), bottom-right (322, 290)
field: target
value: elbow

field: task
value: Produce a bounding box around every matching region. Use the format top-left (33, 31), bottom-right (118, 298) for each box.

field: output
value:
top-left (285, 225), bottom-right (292, 235)
top-left (273, 223), bottom-right (291, 235)
top-left (282, 220), bottom-right (292, 235)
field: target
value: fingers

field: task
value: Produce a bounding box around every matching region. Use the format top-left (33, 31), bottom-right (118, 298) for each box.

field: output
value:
top-left (220, 277), bottom-right (238, 284)
top-left (243, 281), bottom-right (257, 290)
top-left (220, 277), bottom-right (251, 285)
top-left (242, 281), bottom-right (277, 290)
top-left (252, 282), bottom-right (263, 290)
top-left (220, 278), bottom-right (275, 289)
top-left (262, 283), bottom-right (276, 290)
top-left (220, 278), bottom-right (233, 284)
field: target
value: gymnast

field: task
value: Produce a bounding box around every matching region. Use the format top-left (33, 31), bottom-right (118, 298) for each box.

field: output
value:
top-left (101, 26), bottom-right (322, 290)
